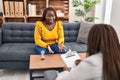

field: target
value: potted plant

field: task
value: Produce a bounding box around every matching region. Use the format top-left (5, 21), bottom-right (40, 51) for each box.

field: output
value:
top-left (72, 0), bottom-right (100, 22)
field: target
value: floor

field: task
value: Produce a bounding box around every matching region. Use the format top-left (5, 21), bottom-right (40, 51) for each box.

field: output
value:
top-left (0, 69), bottom-right (44, 80)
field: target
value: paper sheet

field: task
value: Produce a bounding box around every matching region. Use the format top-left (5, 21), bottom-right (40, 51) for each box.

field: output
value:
top-left (61, 51), bottom-right (81, 68)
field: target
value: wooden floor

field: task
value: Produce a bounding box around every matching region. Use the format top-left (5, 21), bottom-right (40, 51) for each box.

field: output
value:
top-left (0, 69), bottom-right (44, 80)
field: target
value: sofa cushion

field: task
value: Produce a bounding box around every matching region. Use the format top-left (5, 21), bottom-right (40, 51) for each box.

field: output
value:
top-left (0, 43), bottom-right (36, 61)
top-left (0, 62), bottom-right (29, 69)
top-left (64, 42), bottom-right (87, 53)
top-left (77, 22), bottom-right (94, 44)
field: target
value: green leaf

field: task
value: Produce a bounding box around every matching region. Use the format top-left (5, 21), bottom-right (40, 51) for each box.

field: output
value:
top-left (72, 0), bottom-right (82, 7)
top-left (85, 17), bottom-right (98, 22)
top-left (72, 0), bottom-right (100, 22)
top-left (74, 21), bottom-right (80, 22)
top-left (75, 9), bottom-right (85, 17)
top-left (84, 0), bottom-right (100, 13)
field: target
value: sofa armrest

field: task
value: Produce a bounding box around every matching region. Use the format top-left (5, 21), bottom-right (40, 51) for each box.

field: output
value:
top-left (0, 29), bottom-right (2, 46)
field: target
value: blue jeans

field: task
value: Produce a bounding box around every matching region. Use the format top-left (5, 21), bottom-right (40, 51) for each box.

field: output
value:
top-left (35, 43), bottom-right (66, 54)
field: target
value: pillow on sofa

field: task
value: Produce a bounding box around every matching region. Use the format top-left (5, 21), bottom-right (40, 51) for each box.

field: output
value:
top-left (77, 21), bottom-right (94, 44)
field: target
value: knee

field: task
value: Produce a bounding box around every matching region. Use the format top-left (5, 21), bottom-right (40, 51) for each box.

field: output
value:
top-left (35, 46), bottom-right (51, 54)
top-left (35, 46), bottom-right (41, 54)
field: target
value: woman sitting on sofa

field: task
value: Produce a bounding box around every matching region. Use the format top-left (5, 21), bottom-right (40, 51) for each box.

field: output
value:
top-left (44, 24), bottom-right (120, 80)
top-left (34, 7), bottom-right (66, 54)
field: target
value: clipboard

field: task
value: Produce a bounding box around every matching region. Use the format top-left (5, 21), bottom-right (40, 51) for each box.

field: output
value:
top-left (61, 51), bottom-right (81, 68)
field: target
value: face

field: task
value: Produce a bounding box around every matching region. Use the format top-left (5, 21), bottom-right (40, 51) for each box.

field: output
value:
top-left (45, 10), bottom-right (55, 24)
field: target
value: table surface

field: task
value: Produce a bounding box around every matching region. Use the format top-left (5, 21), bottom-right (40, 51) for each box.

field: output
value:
top-left (29, 53), bottom-right (87, 70)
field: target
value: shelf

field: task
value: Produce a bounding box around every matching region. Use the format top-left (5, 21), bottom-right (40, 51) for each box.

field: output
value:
top-left (26, 15), bottom-right (42, 18)
top-left (0, 17), bottom-right (2, 28)
top-left (4, 16), bottom-right (25, 18)
top-left (2, 0), bottom-right (69, 22)
top-left (0, 17), bottom-right (3, 19)
top-left (58, 16), bottom-right (69, 18)
top-left (27, 0), bottom-right (46, 16)
top-left (27, 17), bottom-right (42, 22)
top-left (5, 18), bottom-right (25, 22)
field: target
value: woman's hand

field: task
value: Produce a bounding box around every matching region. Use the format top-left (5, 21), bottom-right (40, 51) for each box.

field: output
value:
top-left (64, 66), bottom-right (71, 72)
top-left (58, 43), bottom-right (66, 52)
top-left (47, 45), bottom-right (54, 54)
top-left (75, 59), bottom-right (82, 66)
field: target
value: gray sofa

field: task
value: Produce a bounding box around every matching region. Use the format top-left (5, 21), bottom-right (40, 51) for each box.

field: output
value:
top-left (0, 22), bottom-right (87, 69)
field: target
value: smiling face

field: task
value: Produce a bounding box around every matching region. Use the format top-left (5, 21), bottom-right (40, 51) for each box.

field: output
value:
top-left (45, 10), bottom-right (56, 24)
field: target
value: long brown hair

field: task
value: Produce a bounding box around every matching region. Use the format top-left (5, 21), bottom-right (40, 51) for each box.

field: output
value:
top-left (41, 7), bottom-right (59, 21)
top-left (87, 24), bottom-right (120, 80)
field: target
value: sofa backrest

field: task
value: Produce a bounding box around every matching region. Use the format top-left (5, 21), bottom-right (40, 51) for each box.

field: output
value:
top-left (63, 23), bottom-right (80, 42)
top-left (2, 22), bottom-right (35, 43)
top-left (1, 22), bottom-right (80, 43)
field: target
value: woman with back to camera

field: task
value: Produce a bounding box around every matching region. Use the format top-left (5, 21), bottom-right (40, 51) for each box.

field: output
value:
top-left (44, 24), bottom-right (120, 80)
top-left (34, 7), bottom-right (66, 54)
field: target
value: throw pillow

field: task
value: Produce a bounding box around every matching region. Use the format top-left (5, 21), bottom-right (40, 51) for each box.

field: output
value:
top-left (77, 21), bottom-right (94, 44)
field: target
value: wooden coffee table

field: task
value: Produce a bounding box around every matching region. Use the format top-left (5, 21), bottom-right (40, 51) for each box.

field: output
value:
top-left (29, 53), bottom-right (87, 80)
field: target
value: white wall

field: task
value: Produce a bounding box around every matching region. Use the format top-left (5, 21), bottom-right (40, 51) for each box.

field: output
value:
top-left (69, 0), bottom-right (95, 23)
top-left (0, 0), bottom-right (2, 12)
top-left (69, 0), bottom-right (82, 22)
top-left (110, 0), bottom-right (120, 42)
top-left (94, 0), bottom-right (106, 23)
top-left (104, 0), bottom-right (113, 24)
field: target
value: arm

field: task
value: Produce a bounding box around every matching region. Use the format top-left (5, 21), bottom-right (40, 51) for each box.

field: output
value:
top-left (56, 58), bottom-right (101, 80)
top-left (57, 21), bottom-right (64, 44)
top-left (43, 60), bottom-right (97, 80)
top-left (43, 53), bottom-right (102, 80)
top-left (57, 21), bottom-right (66, 51)
top-left (34, 21), bottom-right (48, 48)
